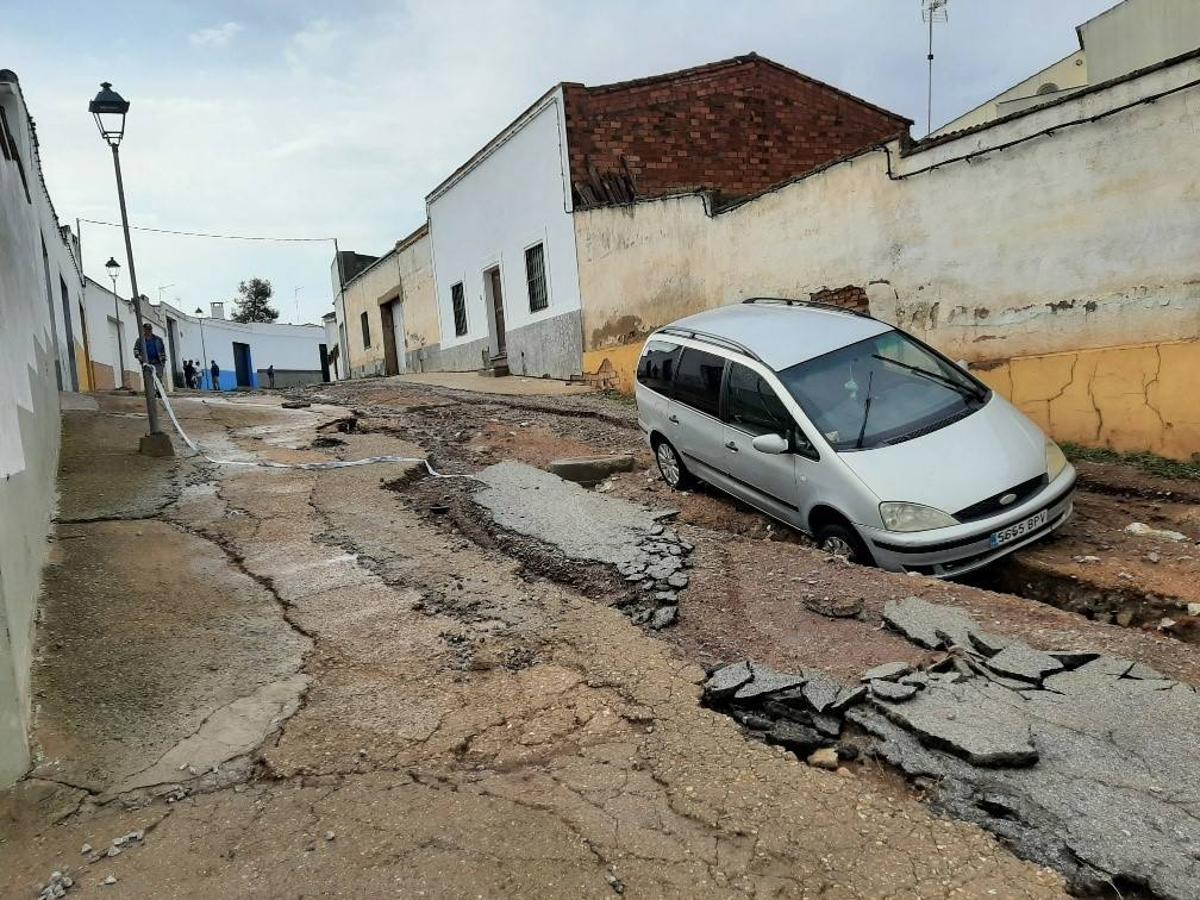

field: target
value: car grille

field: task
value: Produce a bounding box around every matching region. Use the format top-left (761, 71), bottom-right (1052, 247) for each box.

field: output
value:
top-left (954, 474), bottom-right (1048, 523)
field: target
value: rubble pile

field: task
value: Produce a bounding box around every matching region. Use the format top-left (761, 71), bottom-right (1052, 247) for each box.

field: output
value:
top-left (704, 596), bottom-right (1200, 899)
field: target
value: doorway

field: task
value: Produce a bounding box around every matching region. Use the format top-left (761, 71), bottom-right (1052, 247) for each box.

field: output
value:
top-left (319, 344), bottom-right (331, 382)
top-left (232, 341), bottom-right (253, 387)
top-left (484, 266), bottom-right (506, 357)
top-left (379, 299), bottom-right (407, 376)
top-left (166, 317), bottom-right (183, 388)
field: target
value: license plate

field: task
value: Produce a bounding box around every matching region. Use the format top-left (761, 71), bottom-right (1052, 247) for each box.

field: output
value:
top-left (989, 510), bottom-right (1049, 547)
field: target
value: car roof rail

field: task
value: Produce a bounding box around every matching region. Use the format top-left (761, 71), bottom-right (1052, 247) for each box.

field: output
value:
top-left (742, 296), bottom-right (874, 319)
top-left (656, 326), bottom-right (764, 364)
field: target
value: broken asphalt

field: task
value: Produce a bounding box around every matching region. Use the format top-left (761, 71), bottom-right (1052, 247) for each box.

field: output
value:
top-left (0, 392), bottom-right (1063, 897)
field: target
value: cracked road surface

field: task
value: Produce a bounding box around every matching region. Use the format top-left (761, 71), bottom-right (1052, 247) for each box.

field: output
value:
top-left (0, 393), bottom-right (1063, 897)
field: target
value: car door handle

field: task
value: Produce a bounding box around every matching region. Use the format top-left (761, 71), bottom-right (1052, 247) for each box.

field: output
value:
top-left (667, 415), bottom-right (680, 424)
top-left (725, 440), bottom-right (739, 452)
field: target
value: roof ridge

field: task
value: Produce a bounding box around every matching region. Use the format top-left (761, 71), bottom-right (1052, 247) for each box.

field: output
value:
top-left (578, 51), bottom-right (911, 125)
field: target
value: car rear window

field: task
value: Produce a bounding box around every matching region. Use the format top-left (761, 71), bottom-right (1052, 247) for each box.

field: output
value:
top-left (673, 348), bottom-right (725, 418)
top-left (637, 340), bottom-right (681, 395)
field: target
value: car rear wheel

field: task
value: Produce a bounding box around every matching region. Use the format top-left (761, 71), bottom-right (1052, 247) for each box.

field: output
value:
top-left (654, 438), bottom-right (693, 490)
top-left (815, 522), bottom-right (872, 565)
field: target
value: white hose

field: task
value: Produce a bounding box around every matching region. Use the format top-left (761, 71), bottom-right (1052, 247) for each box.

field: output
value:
top-left (151, 373), bottom-right (477, 479)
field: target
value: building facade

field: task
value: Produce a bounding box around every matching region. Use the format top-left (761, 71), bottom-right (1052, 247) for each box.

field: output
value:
top-left (411, 54), bottom-right (911, 381)
top-left (574, 50), bottom-right (1200, 459)
top-left (161, 302), bottom-right (328, 390)
top-left (934, 0), bottom-right (1200, 135)
top-left (0, 69), bottom-right (87, 784)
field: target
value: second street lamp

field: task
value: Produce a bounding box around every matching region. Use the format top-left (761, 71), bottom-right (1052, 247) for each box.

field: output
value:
top-left (194, 308), bottom-right (209, 390)
top-left (104, 256), bottom-right (127, 389)
top-left (89, 81), bottom-right (173, 457)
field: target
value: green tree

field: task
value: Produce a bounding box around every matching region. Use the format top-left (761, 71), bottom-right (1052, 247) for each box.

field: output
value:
top-left (231, 278), bottom-right (279, 323)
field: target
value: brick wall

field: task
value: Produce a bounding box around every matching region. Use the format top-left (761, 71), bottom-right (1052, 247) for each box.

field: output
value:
top-left (563, 55), bottom-right (909, 207)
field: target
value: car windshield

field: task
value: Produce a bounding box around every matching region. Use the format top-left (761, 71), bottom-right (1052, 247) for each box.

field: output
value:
top-left (776, 330), bottom-right (989, 451)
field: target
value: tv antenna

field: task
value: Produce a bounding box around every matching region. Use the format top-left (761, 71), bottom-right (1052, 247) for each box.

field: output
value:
top-left (922, 0), bottom-right (949, 135)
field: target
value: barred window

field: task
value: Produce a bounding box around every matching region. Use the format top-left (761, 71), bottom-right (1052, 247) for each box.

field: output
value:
top-left (525, 243), bottom-right (548, 312)
top-left (451, 282), bottom-right (467, 336)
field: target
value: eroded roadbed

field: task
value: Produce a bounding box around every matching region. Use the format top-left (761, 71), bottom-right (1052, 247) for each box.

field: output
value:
top-left (324, 377), bottom-right (1200, 898)
top-left (396, 451), bottom-right (1200, 896)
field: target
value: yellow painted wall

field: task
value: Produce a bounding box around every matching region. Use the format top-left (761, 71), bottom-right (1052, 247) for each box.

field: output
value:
top-left (73, 341), bottom-right (92, 392)
top-left (583, 343), bottom-right (644, 395)
top-left (588, 338), bottom-right (1200, 461)
top-left (975, 340), bottom-right (1200, 461)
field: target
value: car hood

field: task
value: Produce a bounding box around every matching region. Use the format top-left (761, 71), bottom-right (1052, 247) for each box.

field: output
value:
top-left (836, 394), bottom-right (1048, 515)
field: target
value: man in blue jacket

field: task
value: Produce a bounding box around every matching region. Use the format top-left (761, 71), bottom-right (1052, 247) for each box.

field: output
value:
top-left (133, 323), bottom-right (167, 395)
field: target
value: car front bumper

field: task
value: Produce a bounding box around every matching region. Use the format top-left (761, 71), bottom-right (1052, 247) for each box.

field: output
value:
top-left (858, 468), bottom-right (1077, 578)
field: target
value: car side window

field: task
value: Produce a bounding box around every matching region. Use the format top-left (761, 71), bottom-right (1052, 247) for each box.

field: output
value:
top-left (636, 340), bottom-right (681, 396)
top-left (725, 362), bottom-right (818, 458)
top-left (673, 348), bottom-right (725, 418)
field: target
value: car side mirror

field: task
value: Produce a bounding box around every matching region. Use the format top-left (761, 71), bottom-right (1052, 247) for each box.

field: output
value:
top-left (751, 433), bottom-right (789, 455)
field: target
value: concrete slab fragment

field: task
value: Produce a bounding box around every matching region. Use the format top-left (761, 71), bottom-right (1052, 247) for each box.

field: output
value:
top-left (882, 597), bottom-right (974, 650)
top-left (733, 664), bottom-right (806, 700)
top-left (860, 661), bottom-right (913, 682)
top-left (872, 682), bottom-right (1038, 767)
top-left (704, 662), bottom-right (752, 700)
top-left (984, 645), bottom-right (1063, 683)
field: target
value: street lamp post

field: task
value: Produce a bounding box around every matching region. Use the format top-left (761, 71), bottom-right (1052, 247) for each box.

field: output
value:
top-left (194, 308), bottom-right (209, 390)
top-left (104, 256), bottom-right (126, 389)
top-left (89, 82), bottom-right (172, 457)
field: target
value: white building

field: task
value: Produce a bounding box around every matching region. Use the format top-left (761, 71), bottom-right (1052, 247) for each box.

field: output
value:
top-left (426, 87), bottom-right (583, 379)
top-left (934, 0), bottom-right (1200, 135)
top-left (0, 68), bottom-right (86, 784)
top-left (82, 277), bottom-right (175, 391)
top-left (159, 301), bottom-right (329, 390)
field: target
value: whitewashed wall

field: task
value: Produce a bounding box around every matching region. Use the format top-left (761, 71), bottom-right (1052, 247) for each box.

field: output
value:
top-left (161, 303), bottom-right (326, 389)
top-left (82, 278), bottom-right (173, 390)
top-left (0, 72), bottom-right (83, 784)
top-left (426, 87), bottom-right (581, 371)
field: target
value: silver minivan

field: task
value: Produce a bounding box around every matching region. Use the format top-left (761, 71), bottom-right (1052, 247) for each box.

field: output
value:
top-left (635, 299), bottom-right (1076, 577)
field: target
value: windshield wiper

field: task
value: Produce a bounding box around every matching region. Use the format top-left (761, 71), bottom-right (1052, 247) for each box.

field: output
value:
top-left (870, 354), bottom-right (986, 402)
top-left (855, 370), bottom-right (874, 449)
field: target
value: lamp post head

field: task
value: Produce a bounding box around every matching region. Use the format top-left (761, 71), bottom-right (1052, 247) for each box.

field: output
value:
top-left (89, 82), bottom-right (129, 146)
top-left (105, 256), bottom-right (120, 275)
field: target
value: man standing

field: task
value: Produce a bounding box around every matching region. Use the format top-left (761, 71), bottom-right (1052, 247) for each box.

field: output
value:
top-left (133, 323), bottom-right (167, 394)
top-left (210, 359), bottom-right (221, 391)
top-left (267, 364), bottom-right (276, 389)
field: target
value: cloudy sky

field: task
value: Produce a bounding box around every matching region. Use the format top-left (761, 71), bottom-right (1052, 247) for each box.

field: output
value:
top-left (3, 0), bottom-right (1116, 324)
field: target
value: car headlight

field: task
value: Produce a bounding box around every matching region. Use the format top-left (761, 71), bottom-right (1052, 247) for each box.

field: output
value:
top-left (879, 501), bottom-right (959, 532)
top-left (1046, 440), bottom-right (1068, 480)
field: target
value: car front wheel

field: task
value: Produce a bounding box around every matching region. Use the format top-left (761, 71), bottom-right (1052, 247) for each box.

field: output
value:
top-left (654, 438), bottom-right (694, 490)
top-left (815, 521), bottom-right (872, 565)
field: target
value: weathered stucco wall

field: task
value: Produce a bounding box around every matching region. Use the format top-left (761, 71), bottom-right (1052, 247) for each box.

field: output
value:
top-left (342, 246), bottom-right (401, 379)
top-left (0, 72), bottom-right (80, 784)
top-left (576, 54), bottom-right (1200, 458)
top-left (975, 340), bottom-right (1199, 460)
top-left (341, 226), bottom-right (438, 378)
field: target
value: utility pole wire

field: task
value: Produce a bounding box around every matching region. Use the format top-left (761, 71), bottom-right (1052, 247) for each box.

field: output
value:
top-left (78, 218), bottom-right (335, 243)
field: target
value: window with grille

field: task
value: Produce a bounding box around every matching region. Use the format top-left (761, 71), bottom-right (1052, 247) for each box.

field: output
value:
top-left (525, 243), bottom-right (548, 312)
top-left (360, 311), bottom-right (371, 348)
top-left (451, 282), bottom-right (467, 336)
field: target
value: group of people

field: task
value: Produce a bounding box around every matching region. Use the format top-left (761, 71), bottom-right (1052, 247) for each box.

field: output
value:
top-left (182, 358), bottom-right (222, 391)
top-left (135, 322), bottom-right (278, 392)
